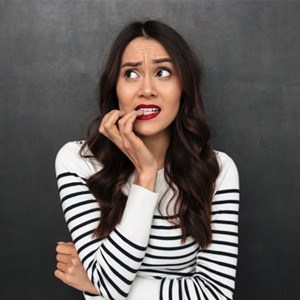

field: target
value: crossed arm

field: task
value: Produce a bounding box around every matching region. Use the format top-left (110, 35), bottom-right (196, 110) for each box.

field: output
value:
top-left (55, 242), bottom-right (99, 295)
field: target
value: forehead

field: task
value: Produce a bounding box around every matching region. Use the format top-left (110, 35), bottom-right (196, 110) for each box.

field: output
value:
top-left (121, 37), bottom-right (170, 61)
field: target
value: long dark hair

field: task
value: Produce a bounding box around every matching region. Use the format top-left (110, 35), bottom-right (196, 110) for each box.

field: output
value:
top-left (82, 20), bottom-right (219, 249)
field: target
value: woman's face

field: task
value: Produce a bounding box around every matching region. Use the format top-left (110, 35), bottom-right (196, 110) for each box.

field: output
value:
top-left (116, 37), bottom-right (182, 138)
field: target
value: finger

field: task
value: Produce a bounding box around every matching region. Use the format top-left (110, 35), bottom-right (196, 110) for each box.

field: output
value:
top-left (101, 109), bottom-right (122, 124)
top-left (99, 110), bottom-right (125, 136)
top-left (117, 111), bottom-right (138, 133)
top-left (56, 253), bottom-right (71, 264)
top-left (56, 262), bottom-right (68, 273)
top-left (54, 269), bottom-right (75, 288)
top-left (57, 241), bottom-right (75, 247)
top-left (100, 111), bottom-right (127, 146)
top-left (71, 256), bottom-right (81, 266)
top-left (54, 269), bottom-right (68, 284)
top-left (118, 111), bottom-right (143, 146)
top-left (56, 244), bottom-right (76, 255)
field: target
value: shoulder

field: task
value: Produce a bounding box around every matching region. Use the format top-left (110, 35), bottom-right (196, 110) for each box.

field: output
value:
top-left (55, 140), bottom-right (102, 178)
top-left (215, 151), bottom-right (238, 173)
top-left (214, 150), bottom-right (239, 192)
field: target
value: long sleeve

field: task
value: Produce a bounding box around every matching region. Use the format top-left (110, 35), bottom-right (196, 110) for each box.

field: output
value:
top-left (158, 152), bottom-right (240, 300)
top-left (55, 142), bottom-right (160, 300)
top-left (55, 142), bottom-right (239, 300)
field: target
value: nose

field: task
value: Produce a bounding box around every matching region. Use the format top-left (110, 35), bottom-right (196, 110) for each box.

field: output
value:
top-left (138, 75), bottom-right (157, 99)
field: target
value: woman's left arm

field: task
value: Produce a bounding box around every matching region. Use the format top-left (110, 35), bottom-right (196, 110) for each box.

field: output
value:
top-left (158, 153), bottom-right (240, 300)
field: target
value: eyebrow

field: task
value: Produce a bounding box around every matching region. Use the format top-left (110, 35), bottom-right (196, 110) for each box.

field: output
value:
top-left (120, 57), bottom-right (173, 68)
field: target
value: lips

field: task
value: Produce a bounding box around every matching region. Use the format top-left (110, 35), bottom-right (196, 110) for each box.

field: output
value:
top-left (135, 104), bottom-right (161, 120)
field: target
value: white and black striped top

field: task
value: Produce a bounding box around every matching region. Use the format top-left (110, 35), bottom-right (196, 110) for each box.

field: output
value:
top-left (55, 141), bottom-right (239, 300)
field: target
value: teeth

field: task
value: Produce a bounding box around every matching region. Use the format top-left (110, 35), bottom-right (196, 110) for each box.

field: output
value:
top-left (138, 108), bottom-right (160, 115)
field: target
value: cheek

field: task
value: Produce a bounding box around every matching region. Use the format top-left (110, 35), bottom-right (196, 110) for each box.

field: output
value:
top-left (166, 97), bottom-right (181, 124)
top-left (173, 90), bottom-right (182, 113)
top-left (117, 99), bottom-right (129, 112)
top-left (117, 88), bottom-right (135, 112)
top-left (116, 81), bottom-right (127, 111)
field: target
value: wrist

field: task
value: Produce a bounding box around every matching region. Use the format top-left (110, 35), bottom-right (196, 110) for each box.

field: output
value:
top-left (134, 168), bottom-right (158, 191)
top-left (84, 283), bottom-right (100, 295)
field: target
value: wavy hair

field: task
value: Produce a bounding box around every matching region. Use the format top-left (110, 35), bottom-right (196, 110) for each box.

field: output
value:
top-left (82, 20), bottom-right (220, 248)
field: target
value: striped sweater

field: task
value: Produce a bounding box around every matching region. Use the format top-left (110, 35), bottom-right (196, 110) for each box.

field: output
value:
top-left (55, 141), bottom-right (239, 300)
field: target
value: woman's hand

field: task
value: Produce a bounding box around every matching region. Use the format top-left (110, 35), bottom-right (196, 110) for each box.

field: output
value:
top-left (55, 242), bottom-right (99, 295)
top-left (99, 110), bottom-right (158, 190)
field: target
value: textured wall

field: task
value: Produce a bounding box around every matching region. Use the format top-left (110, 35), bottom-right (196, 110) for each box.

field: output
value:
top-left (1, 1), bottom-right (299, 299)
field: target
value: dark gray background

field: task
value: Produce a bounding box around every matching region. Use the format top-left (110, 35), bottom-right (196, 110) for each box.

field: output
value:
top-left (1, 0), bottom-right (299, 299)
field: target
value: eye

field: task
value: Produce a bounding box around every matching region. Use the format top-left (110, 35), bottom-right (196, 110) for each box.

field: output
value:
top-left (124, 69), bottom-right (139, 79)
top-left (156, 68), bottom-right (171, 78)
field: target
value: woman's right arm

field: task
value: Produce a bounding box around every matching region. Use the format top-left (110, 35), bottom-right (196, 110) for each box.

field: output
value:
top-left (55, 141), bottom-right (160, 300)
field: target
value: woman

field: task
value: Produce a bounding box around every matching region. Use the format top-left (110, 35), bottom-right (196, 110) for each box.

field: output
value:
top-left (55, 20), bottom-right (239, 300)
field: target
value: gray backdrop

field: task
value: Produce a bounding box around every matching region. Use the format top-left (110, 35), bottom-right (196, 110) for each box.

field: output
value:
top-left (1, 1), bottom-right (299, 299)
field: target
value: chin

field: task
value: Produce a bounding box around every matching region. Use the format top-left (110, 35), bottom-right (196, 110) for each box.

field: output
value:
top-left (133, 125), bottom-right (157, 137)
top-left (134, 129), bottom-right (157, 137)
top-left (133, 124), bottom-right (170, 139)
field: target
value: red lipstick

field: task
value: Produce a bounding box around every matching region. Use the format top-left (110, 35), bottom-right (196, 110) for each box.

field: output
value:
top-left (135, 104), bottom-right (161, 120)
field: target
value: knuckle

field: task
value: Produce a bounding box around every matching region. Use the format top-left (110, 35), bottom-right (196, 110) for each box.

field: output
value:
top-left (99, 125), bottom-right (105, 134)
top-left (103, 123), bottom-right (110, 130)
top-left (68, 266), bottom-right (75, 274)
top-left (123, 128), bottom-right (131, 135)
top-left (118, 119), bottom-right (125, 126)
top-left (123, 141), bottom-right (130, 150)
top-left (71, 249), bottom-right (77, 255)
top-left (71, 257), bottom-right (79, 266)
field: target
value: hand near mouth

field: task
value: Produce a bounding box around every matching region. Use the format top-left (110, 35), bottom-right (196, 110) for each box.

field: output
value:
top-left (99, 109), bottom-right (158, 191)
